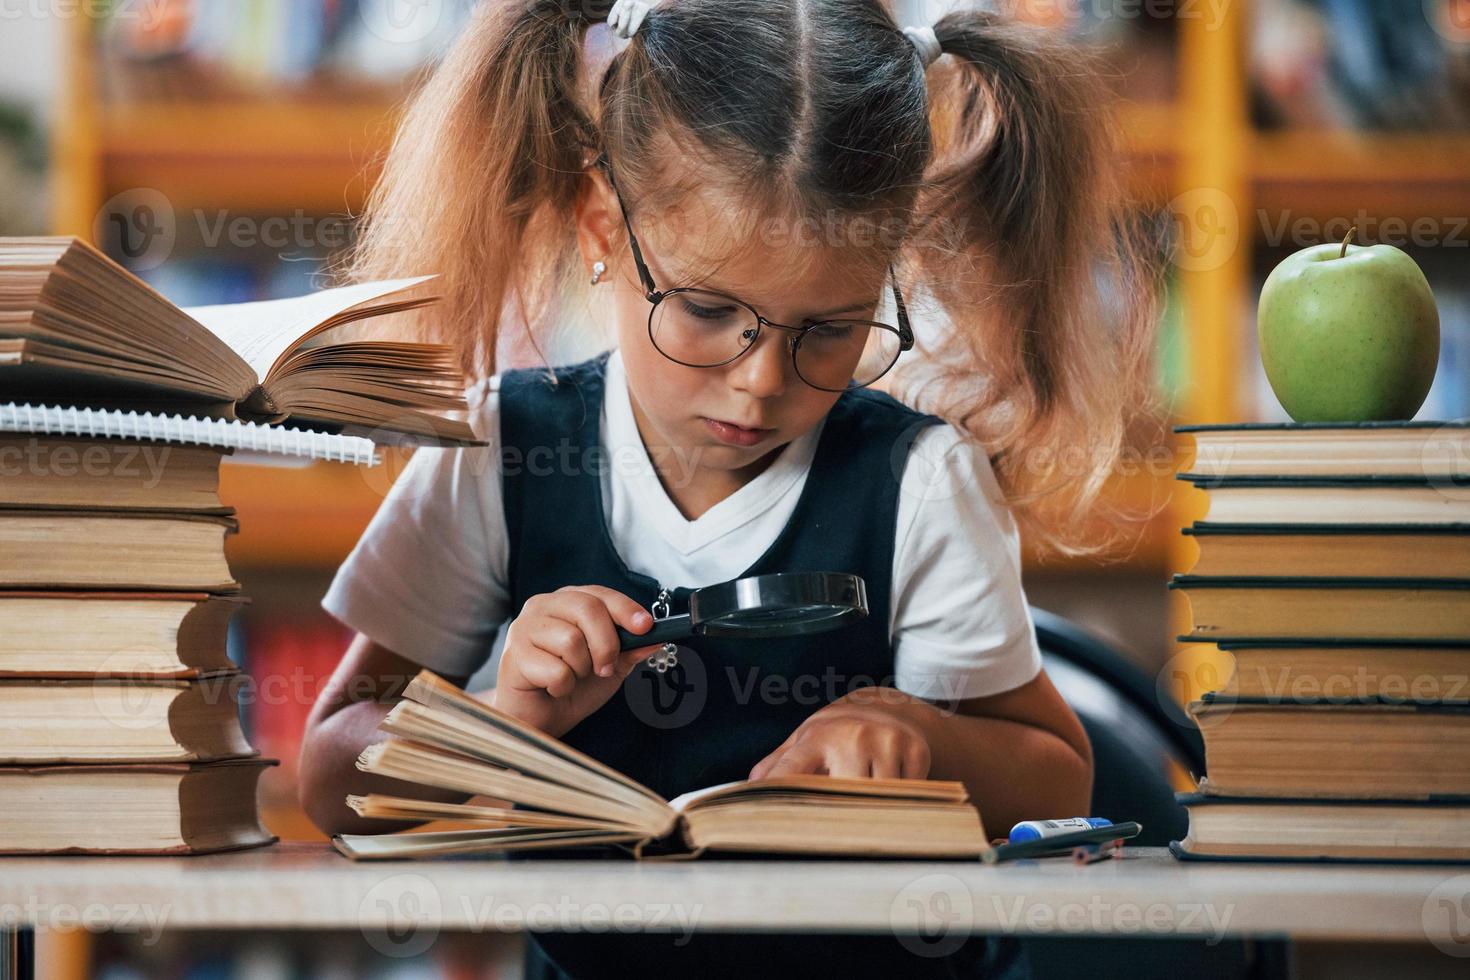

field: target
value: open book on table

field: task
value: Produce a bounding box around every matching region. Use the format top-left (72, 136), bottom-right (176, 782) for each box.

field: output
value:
top-left (1, 237), bottom-right (475, 445)
top-left (332, 670), bottom-right (991, 861)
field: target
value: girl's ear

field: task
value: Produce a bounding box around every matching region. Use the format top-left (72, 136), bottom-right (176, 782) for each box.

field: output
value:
top-left (574, 168), bottom-right (622, 279)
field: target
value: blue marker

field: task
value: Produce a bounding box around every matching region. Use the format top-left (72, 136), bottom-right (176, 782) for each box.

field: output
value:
top-left (1008, 817), bottom-right (1112, 844)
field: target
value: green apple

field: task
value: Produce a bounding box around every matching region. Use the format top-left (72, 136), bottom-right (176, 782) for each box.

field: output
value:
top-left (1257, 234), bottom-right (1440, 421)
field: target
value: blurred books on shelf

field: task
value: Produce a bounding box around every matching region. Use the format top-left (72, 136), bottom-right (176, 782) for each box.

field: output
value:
top-left (239, 612), bottom-right (353, 811)
top-left (1251, 0), bottom-right (1470, 131)
top-left (100, 0), bottom-right (476, 92)
top-left (85, 927), bottom-right (522, 979)
top-left (1172, 421), bottom-right (1470, 863)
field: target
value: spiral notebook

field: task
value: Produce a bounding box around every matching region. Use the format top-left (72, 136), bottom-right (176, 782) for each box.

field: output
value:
top-left (0, 402), bottom-right (379, 466)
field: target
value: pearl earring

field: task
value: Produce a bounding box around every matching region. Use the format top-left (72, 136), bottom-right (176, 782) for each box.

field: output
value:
top-left (591, 260), bottom-right (607, 286)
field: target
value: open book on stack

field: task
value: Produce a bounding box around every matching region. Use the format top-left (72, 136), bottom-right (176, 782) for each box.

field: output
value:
top-left (1170, 421), bottom-right (1470, 863)
top-left (333, 671), bottom-right (990, 861)
top-left (1, 237), bottom-right (475, 445)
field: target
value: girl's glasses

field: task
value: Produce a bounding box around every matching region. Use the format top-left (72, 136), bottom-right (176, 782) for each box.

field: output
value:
top-left (595, 154), bottom-right (915, 393)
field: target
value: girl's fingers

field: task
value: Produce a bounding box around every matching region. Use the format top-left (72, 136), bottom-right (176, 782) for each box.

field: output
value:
top-left (515, 642), bottom-right (659, 701)
top-left (822, 748), bottom-right (872, 780)
top-left (559, 586), bottom-right (654, 678)
top-left (545, 593), bottom-right (616, 678)
top-left (870, 755), bottom-right (903, 780)
top-left (516, 646), bottom-right (579, 699)
top-left (902, 741), bottom-right (931, 780)
top-left (564, 584), bottom-right (655, 635)
top-left (533, 615), bottom-right (594, 679)
top-left (749, 749), bottom-right (780, 781)
top-left (761, 742), bottom-right (825, 778)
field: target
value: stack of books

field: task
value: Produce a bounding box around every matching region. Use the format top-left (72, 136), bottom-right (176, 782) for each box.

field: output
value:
top-left (1170, 421), bottom-right (1470, 863)
top-left (0, 426), bottom-right (278, 854)
top-left (0, 237), bottom-right (472, 853)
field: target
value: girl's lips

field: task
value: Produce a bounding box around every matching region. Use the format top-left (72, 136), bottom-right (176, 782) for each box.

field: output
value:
top-left (702, 417), bottom-right (773, 447)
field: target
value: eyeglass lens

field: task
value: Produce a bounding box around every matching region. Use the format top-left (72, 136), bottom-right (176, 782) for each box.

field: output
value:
top-left (649, 288), bottom-right (904, 391)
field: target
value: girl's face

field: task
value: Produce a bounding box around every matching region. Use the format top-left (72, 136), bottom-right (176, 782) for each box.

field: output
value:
top-left (581, 177), bottom-right (890, 483)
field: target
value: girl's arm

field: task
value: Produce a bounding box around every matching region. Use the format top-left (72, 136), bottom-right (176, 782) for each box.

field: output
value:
top-left (301, 585), bottom-right (661, 837)
top-left (751, 671), bottom-right (1092, 837)
top-left (298, 633), bottom-right (474, 837)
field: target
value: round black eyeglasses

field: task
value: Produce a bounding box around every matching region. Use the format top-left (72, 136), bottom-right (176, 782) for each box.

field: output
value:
top-left (595, 154), bottom-right (915, 392)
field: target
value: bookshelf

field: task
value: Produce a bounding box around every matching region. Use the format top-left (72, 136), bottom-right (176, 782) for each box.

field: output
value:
top-left (1254, 130), bottom-right (1470, 220)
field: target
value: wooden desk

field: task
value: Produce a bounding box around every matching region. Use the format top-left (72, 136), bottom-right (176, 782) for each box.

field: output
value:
top-left (2, 843), bottom-right (1469, 946)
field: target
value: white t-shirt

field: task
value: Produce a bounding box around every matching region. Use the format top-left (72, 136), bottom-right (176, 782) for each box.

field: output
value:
top-left (322, 348), bottom-right (1041, 701)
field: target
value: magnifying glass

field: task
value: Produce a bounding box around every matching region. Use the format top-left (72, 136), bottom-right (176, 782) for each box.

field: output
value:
top-left (615, 571), bottom-right (868, 650)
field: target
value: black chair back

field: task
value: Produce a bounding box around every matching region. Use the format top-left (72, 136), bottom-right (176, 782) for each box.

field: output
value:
top-left (1032, 607), bottom-right (1201, 847)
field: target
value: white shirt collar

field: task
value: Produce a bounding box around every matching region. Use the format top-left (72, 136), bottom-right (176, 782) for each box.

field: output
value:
top-left (601, 347), bottom-right (824, 556)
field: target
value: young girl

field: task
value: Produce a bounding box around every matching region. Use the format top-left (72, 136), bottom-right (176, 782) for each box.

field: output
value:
top-left (301, 0), bottom-right (1157, 975)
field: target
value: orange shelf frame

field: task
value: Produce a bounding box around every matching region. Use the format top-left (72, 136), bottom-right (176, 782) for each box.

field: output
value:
top-left (220, 459), bottom-right (395, 569)
top-left (1253, 129), bottom-right (1470, 226)
top-left (98, 98), bottom-right (401, 215)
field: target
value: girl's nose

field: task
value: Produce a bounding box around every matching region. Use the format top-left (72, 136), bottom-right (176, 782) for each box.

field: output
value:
top-left (725, 324), bottom-right (790, 399)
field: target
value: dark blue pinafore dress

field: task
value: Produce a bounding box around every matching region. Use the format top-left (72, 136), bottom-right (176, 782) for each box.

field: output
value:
top-left (498, 351), bottom-right (1028, 980)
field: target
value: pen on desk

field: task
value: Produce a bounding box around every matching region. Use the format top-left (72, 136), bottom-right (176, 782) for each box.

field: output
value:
top-left (983, 821), bottom-right (1143, 864)
top-left (1008, 817), bottom-right (1113, 843)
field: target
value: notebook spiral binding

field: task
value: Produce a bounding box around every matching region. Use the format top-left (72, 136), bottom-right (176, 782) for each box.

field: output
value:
top-left (0, 403), bottom-right (380, 466)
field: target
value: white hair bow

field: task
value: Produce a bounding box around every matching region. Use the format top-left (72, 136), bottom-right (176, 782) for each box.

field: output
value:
top-left (607, 2), bottom-right (941, 69)
top-left (903, 25), bottom-right (943, 67)
top-left (607, 0), bottom-right (653, 40)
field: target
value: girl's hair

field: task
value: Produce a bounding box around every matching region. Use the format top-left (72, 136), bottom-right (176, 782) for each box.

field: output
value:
top-left (348, 0), bottom-right (1164, 556)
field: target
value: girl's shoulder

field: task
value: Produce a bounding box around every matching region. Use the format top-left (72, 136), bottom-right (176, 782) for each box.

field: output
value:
top-left (461, 374), bottom-right (501, 445)
top-left (825, 383), bottom-right (949, 463)
top-left (461, 351), bottom-right (609, 442)
top-left (838, 383), bottom-right (939, 422)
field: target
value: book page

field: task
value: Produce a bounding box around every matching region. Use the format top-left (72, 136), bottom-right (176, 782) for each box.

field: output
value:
top-left (669, 775), bottom-right (969, 811)
top-left (668, 781), bottom-right (744, 812)
top-left (184, 277), bottom-right (436, 382)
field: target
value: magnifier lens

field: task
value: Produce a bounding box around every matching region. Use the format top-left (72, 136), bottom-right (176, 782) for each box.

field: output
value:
top-left (700, 602), bottom-right (860, 636)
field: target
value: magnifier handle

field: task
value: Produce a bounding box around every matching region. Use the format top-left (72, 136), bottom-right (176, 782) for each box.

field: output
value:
top-left (617, 613), bottom-right (693, 651)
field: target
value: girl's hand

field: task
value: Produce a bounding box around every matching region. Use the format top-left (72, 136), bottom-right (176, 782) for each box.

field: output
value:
top-left (494, 585), bottom-right (662, 737)
top-left (749, 688), bottom-right (934, 781)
